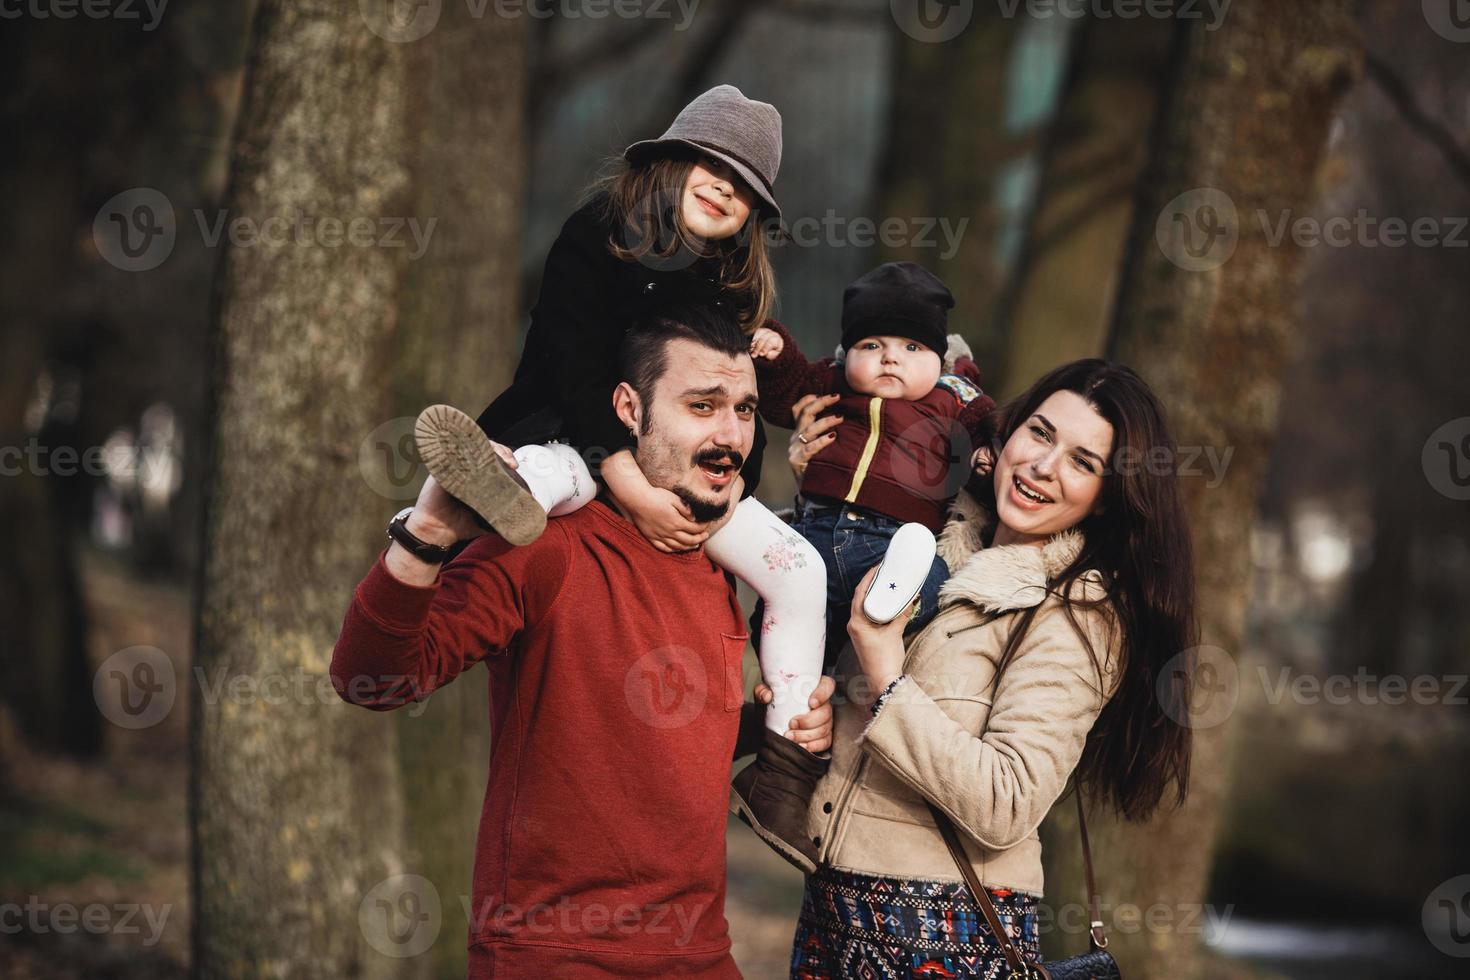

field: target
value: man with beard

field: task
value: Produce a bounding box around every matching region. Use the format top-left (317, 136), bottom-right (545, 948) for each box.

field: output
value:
top-left (330, 300), bottom-right (834, 979)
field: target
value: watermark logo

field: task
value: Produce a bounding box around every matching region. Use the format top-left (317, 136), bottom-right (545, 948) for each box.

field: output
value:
top-left (93, 645), bottom-right (176, 730)
top-left (359, 417), bottom-right (424, 501)
top-left (991, 0), bottom-right (1231, 31)
top-left (0, 0), bottom-right (170, 31)
top-left (360, 873), bottom-right (442, 957)
top-left (1258, 666), bottom-right (1467, 707)
top-left (781, 210), bottom-right (969, 261)
top-left (92, 189), bottom-right (437, 272)
top-left (1259, 210), bottom-right (1467, 250)
top-left (361, 0), bottom-right (442, 41)
top-left (1156, 187), bottom-right (1238, 272)
top-left (1158, 645), bottom-right (1237, 729)
top-left (1423, 875), bottom-right (1470, 956)
top-left (623, 645), bottom-right (707, 729)
top-left (93, 187), bottom-right (176, 272)
top-left (0, 898), bottom-right (171, 945)
top-left (1423, 0), bottom-right (1470, 43)
top-left (361, 0), bottom-right (701, 43)
top-left (891, 0), bottom-right (974, 43)
top-left (1159, 194), bottom-right (1467, 272)
top-left (1035, 898), bottom-right (1234, 941)
top-left (461, 895), bottom-right (704, 945)
top-left (1423, 417), bottom-right (1470, 500)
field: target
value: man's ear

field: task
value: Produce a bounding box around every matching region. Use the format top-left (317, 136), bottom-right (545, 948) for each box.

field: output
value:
top-left (612, 381), bottom-right (642, 437)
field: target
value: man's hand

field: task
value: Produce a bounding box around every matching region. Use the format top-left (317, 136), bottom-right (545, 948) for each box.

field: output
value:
top-left (408, 474), bottom-right (485, 547)
top-left (754, 675), bottom-right (836, 753)
top-left (971, 445), bottom-right (994, 477)
top-left (788, 392), bottom-right (841, 483)
top-left (748, 325), bottom-right (785, 360)
top-left (383, 475), bottom-right (484, 586)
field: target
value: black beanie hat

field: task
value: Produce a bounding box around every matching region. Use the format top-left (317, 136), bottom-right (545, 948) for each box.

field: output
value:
top-left (840, 262), bottom-right (954, 354)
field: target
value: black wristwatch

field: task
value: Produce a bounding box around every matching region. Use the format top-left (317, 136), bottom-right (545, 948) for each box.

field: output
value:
top-left (387, 507), bottom-right (453, 565)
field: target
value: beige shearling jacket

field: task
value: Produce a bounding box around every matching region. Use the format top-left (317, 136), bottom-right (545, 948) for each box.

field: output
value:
top-left (805, 490), bottom-right (1123, 897)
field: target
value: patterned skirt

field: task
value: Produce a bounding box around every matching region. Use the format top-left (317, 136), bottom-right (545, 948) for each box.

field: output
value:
top-left (790, 864), bottom-right (1042, 980)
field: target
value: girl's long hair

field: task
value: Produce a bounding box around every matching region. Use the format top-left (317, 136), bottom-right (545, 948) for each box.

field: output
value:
top-left (976, 359), bottom-right (1197, 821)
top-left (585, 151), bottom-right (777, 331)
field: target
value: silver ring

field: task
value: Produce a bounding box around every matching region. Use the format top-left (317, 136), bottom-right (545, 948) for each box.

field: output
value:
top-left (798, 432), bottom-right (810, 445)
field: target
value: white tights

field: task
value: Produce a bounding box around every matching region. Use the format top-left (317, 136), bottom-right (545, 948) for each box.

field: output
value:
top-left (703, 496), bottom-right (827, 737)
top-left (512, 445), bottom-right (826, 739)
top-left (511, 442), bottom-right (597, 517)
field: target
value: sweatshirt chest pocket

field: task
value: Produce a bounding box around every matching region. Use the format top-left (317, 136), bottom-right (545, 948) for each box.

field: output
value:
top-left (720, 633), bottom-right (749, 712)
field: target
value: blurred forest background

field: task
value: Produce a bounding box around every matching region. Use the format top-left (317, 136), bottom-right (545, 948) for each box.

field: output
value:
top-left (1, 0), bottom-right (1468, 977)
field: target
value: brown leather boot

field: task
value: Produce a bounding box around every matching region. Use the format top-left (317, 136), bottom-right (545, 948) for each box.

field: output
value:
top-left (414, 405), bottom-right (547, 546)
top-left (730, 728), bottom-right (829, 874)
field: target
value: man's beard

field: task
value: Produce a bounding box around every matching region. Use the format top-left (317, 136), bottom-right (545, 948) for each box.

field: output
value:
top-left (673, 484), bottom-right (730, 523)
top-left (672, 447), bottom-right (745, 522)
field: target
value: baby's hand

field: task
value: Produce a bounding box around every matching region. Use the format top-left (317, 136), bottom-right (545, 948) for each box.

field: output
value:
top-left (626, 483), bottom-right (712, 553)
top-left (748, 326), bottom-right (784, 360)
top-left (972, 446), bottom-right (994, 476)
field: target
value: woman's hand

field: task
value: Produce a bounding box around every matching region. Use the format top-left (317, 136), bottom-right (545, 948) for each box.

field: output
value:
top-left (748, 326), bottom-right (785, 360)
top-left (788, 393), bottom-right (841, 482)
top-left (847, 564), bottom-right (912, 697)
top-left (755, 675), bottom-right (838, 752)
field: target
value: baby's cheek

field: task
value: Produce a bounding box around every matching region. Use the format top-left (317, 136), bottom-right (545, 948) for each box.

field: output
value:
top-left (917, 354), bottom-right (943, 388)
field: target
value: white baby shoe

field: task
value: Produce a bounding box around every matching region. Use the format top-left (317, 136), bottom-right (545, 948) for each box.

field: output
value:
top-left (861, 523), bottom-right (938, 625)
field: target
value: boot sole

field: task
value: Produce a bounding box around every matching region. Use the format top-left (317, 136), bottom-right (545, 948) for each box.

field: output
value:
top-left (414, 405), bottom-right (547, 547)
top-left (729, 785), bottom-right (817, 875)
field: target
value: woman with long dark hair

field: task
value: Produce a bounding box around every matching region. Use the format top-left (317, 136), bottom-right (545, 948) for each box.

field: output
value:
top-left (775, 358), bottom-right (1197, 977)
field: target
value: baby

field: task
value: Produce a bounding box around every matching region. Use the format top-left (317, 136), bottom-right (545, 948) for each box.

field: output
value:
top-left (727, 262), bottom-right (996, 866)
top-left (747, 261), bottom-right (995, 664)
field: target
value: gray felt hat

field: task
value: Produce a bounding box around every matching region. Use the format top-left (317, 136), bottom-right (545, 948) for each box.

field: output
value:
top-left (623, 84), bottom-right (783, 221)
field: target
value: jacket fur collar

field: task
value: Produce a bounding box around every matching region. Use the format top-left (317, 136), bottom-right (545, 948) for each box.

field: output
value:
top-left (934, 489), bottom-right (1085, 613)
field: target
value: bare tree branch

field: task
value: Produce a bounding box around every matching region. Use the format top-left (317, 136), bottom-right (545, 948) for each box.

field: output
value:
top-left (1363, 49), bottom-right (1470, 194)
top-left (532, 0), bottom-right (883, 119)
top-left (530, 18), bottom-right (668, 118)
top-left (768, 0), bottom-right (888, 23)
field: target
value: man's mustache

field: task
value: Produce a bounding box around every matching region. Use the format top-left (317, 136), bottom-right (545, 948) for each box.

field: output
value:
top-left (693, 448), bottom-right (744, 470)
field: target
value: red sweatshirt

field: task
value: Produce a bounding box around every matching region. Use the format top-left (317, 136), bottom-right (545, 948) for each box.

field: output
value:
top-left (331, 499), bottom-right (748, 978)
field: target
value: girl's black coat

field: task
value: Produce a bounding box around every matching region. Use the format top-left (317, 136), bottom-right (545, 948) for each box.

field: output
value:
top-left (476, 193), bottom-right (766, 496)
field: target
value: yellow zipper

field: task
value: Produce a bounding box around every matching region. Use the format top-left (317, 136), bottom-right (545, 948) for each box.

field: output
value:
top-left (844, 397), bottom-right (883, 502)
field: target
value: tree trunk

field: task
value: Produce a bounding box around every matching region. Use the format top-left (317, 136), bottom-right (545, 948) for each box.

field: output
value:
top-left (0, 21), bottom-right (111, 763)
top-left (992, 10), bottom-right (1176, 397)
top-left (872, 9), bottom-right (1027, 370)
top-left (392, 10), bottom-right (527, 979)
top-left (191, 3), bottom-right (525, 976)
top-left (1041, 3), bottom-right (1359, 976)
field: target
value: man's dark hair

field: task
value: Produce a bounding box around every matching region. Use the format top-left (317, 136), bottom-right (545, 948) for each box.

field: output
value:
top-left (619, 298), bottom-right (750, 434)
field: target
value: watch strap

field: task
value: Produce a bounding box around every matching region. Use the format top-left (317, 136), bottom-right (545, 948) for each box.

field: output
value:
top-left (387, 510), bottom-right (453, 565)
